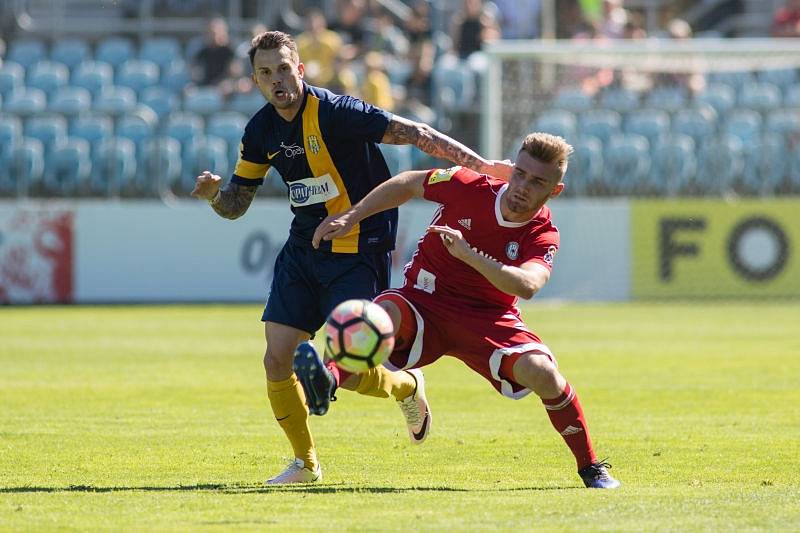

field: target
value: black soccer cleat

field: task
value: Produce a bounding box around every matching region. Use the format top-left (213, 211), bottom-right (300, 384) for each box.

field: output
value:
top-left (578, 460), bottom-right (621, 489)
top-left (292, 342), bottom-right (337, 416)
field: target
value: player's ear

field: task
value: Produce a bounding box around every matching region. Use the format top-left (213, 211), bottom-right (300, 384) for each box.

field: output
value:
top-left (550, 182), bottom-right (565, 198)
top-left (297, 62), bottom-right (305, 79)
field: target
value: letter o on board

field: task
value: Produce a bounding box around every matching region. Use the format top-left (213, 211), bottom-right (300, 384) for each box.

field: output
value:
top-left (726, 216), bottom-right (789, 282)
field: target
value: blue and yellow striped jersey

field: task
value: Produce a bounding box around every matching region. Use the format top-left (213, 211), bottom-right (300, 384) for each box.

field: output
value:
top-left (231, 83), bottom-right (397, 254)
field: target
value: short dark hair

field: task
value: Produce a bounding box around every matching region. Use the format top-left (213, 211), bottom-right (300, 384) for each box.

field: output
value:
top-left (248, 31), bottom-right (299, 66)
top-left (520, 132), bottom-right (573, 178)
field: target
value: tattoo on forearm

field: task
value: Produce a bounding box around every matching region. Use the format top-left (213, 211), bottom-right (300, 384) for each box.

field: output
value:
top-left (210, 182), bottom-right (257, 219)
top-left (383, 119), bottom-right (485, 170)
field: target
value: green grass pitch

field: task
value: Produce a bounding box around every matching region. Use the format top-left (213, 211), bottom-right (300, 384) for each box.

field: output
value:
top-left (1, 302), bottom-right (798, 531)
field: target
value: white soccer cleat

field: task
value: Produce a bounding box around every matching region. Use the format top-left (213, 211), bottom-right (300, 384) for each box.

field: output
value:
top-left (397, 369), bottom-right (431, 445)
top-left (265, 458), bottom-right (322, 485)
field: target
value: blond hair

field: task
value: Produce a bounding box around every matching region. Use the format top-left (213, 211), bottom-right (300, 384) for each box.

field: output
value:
top-left (520, 132), bottom-right (573, 178)
top-left (248, 31), bottom-right (299, 65)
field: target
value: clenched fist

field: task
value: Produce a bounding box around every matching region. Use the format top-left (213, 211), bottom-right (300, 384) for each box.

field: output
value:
top-left (191, 171), bottom-right (222, 200)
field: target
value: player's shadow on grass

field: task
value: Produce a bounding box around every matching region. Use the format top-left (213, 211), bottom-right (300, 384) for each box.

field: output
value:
top-left (0, 483), bottom-right (573, 494)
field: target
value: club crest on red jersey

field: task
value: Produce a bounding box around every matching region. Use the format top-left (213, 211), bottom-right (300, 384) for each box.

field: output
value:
top-left (543, 245), bottom-right (557, 265)
top-left (428, 166), bottom-right (460, 185)
top-left (506, 241), bottom-right (520, 260)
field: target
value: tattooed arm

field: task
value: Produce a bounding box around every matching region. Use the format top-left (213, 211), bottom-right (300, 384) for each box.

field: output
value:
top-left (191, 171), bottom-right (258, 220)
top-left (381, 115), bottom-right (514, 181)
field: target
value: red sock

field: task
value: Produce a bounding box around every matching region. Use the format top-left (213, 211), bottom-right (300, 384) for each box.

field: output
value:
top-left (325, 360), bottom-right (352, 386)
top-left (541, 383), bottom-right (597, 469)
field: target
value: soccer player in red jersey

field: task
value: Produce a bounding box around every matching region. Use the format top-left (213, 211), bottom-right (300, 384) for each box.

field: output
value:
top-left (313, 132), bottom-right (620, 488)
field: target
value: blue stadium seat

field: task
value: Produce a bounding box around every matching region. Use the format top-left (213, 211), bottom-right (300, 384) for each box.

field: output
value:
top-left (161, 60), bottom-right (191, 93)
top-left (25, 114), bottom-right (68, 157)
top-left (183, 87), bottom-right (224, 115)
top-left (50, 38), bottom-right (91, 72)
top-left (738, 82), bottom-right (781, 112)
top-left (765, 108), bottom-right (800, 146)
top-left (7, 138), bottom-right (45, 196)
top-left (4, 87), bottom-right (47, 115)
top-left (70, 114), bottom-right (114, 149)
top-left (645, 86), bottom-right (688, 113)
top-left (789, 143), bottom-right (800, 193)
top-left (624, 109), bottom-right (670, 148)
top-left (27, 61), bottom-right (69, 98)
top-left (44, 137), bottom-right (92, 195)
top-left (72, 61), bottom-right (114, 99)
top-left (48, 86), bottom-right (92, 116)
top-left (207, 111), bottom-right (247, 170)
top-left (0, 62), bottom-right (25, 98)
top-left (0, 116), bottom-right (24, 194)
top-left (724, 109), bottom-right (762, 144)
top-left (552, 87), bottom-right (593, 113)
top-left (579, 109), bottom-right (622, 146)
top-left (94, 86), bottom-right (137, 115)
top-left (432, 56), bottom-right (476, 110)
top-left (180, 134), bottom-right (229, 193)
top-left (604, 134), bottom-right (651, 193)
top-left (757, 68), bottom-right (798, 93)
top-left (600, 87), bottom-right (640, 113)
top-left (7, 39), bottom-right (47, 68)
top-left (140, 86), bottom-right (179, 119)
top-left (89, 137), bottom-right (137, 196)
top-left (139, 37), bottom-right (182, 70)
top-left (651, 134), bottom-right (696, 196)
top-left (95, 37), bottom-right (135, 69)
top-left (142, 136), bottom-right (182, 197)
top-left (695, 83), bottom-right (736, 117)
top-left (696, 134), bottom-right (744, 194)
top-left (116, 59), bottom-right (160, 95)
top-left (672, 106), bottom-right (717, 146)
top-left (785, 85), bottom-right (800, 107)
top-left (565, 135), bottom-right (603, 196)
top-left (227, 90), bottom-right (264, 115)
top-left (380, 143), bottom-right (413, 176)
top-left (534, 109), bottom-right (577, 141)
top-left (707, 70), bottom-right (754, 94)
top-left (165, 111), bottom-right (204, 182)
top-left (116, 110), bottom-right (157, 150)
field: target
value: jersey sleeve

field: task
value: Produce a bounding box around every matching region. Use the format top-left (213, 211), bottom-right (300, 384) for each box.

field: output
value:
top-left (329, 94), bottom-right (392, 143)
top-left (521, 228), bottom-right (560, 271)
top-left (422, 166), bottom-right (484, 204)
top-left (231, 117), bottom-right (270, 186)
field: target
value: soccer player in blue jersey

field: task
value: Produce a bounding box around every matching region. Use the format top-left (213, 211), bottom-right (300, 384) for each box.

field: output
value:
top-left (191, 30), bottom-right (512, 484)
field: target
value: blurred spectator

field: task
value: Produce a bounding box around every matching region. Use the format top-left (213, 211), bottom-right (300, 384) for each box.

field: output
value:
top-left (360, 51), bottom-right (395, 111)
top-left (652, 18), bottom-right (705, 95)
top-left (404, 0), bottom-right (435, 101)
top-left (330, 0), bottom-right (368, 55)
top-left (450, 0), bottom-right (501, 59)
top-left (296, 8), bottom-right (343, 85)
top-left (773, 0), bottom-right (800, 37)
top-left (494, 0), bottom-right (541, 40)
top-left (226, 22), bottom-right (269, 99)
top-left (190, 17), bottom-right (237, 87)
top-left (365, 9), bottom-right (409, 58)
top-left (327, 53), bottom-right (359, 96)
top-left (599, 0), bottom-right (630, 39)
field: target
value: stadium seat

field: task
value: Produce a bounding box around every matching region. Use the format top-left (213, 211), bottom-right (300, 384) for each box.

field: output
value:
top-left (783, 85), bottom-right (800, 107)
top-left (48, 86), bottom-right (92, 116)
top-left (600, 87), bottom-right (640, 113)
top-left (161, 60), bottom-right (191, 93)
top-left (0, 62), bottom-right (25, 98)
top-left (183, 87), bottom-right (224, 115)
top-left (70, 113), bottom-right (114, 149)
top-left (765, 108), bottom-right (800, 145)
top-left (739, 133), bottom-right (787, 195)
top-left (432, 56), bottom-right (476, 110)
top-left (696, 133), bottom-right (744, 194)
top-left (738, 82), bottom-right (781, 112)
top-left (95, 37), bottom-right (135, 69)
top-left (534, 109), bottom-right (577, 141)
top-left (7, 39), bottom-right (47, 68)
top-left (4, 87), bottom-right (47, 115)
top-left (115, 59), bottom-right (160, 95)
top-left (139, 37), bottom-right (182, 70)
top-left (695, 83), bottom-right (736, 117)
top-left (724, 109), bottom-right (762, 144)
top-left (552, 87), bottom-right (594, 113)
top-left (207, 111), bottom-right (247, 170)
top-left (93, 85), bottom-right (137, 115)
top-left (381, 143), bottom-right (413, 176)
top-left (165, 111), bottom-right (204, 145)
top-left (139, 86), bottom-right (179, 119)
top-left (71, 61), bottom-right (114, 99)
top-left (651, 134), bottom-right (696, 196)
top-left (180, 134), bottom-right (229, 193)
top-left (50, 38), bottom-right (91, 71)
top-left (227, 90), bottom-right (264, 115)
top-left (26, 61), bottom-right (70, 98)
top-left (0, 116), bottom-right (24, 194)
top-left (141, 136), bottom-right (182, 197)
top-left (604, 134), bottom-right (651, 193)
top-left (7, 139), bottom-right (45, 196)
top-left (565, 135), bottom-right (604, 196)
top-left (789, 143), bottom-right (800, 193)
top-left (644, 86), bottom-right (688, 113)
top-left (25, 114), bottom-right (68, 157)
top-left (44, 137), bottom-right (92, 196)
top-left (708, 70), bottom-right (754, 94)
top-left (579, 109), bottom-right (622, 146)
top-left (116, 110), bottom-right (157, 149)
top-left (672, 106), bottom-right (717, 146)
top-left (89, 137), bottom-right (137, 196)
top-left (624, 109), bottom-right (670, 149)
top-left (757, 68), bottom-right (798, 93)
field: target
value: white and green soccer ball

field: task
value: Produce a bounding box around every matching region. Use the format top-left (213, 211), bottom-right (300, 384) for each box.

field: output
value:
top-left (324, 299), bottom-right (395, 373)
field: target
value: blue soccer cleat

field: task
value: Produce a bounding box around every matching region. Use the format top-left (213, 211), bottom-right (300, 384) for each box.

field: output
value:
top-left (293, 342), bottom-right (337, 416)
top-left (578, 460), bottom-right (621, 489)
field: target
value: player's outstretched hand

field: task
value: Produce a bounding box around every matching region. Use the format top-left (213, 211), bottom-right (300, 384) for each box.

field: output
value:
top-left (313, 210), bottom-right (356, 249)
top-left (191, 171), bottom-right (222, 200)
top-left (482, 159), bottom-right (515, 181)
top-left (427, 225), bottom-right (470, 260)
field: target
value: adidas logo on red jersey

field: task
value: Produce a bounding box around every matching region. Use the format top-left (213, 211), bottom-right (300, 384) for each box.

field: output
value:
top-left (458, 218), bottom-right (472, 231)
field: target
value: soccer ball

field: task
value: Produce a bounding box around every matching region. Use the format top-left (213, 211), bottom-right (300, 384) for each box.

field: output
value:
top-left (324, 299), bottom-right (395, 373)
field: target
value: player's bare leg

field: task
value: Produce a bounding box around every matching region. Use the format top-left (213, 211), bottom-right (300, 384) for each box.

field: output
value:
top-left (263, 321), bottom-right (321, 484)
top-left (512, 352), bottom-right (620, 489)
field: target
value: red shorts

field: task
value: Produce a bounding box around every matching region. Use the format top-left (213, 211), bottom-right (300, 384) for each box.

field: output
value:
top-left (374, 287), bottom-right (557, 399)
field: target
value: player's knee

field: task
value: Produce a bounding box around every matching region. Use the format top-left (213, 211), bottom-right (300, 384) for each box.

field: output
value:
top-left (263, 345), bottom-right (292, 378)
top-left (376, 300), bottom-right (401, 336)
top-left (513, 352), bottom-right (561, 393)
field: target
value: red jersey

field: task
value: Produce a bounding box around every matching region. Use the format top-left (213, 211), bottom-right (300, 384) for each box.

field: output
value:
top-left (402, 166), bottom-right (559, 310)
